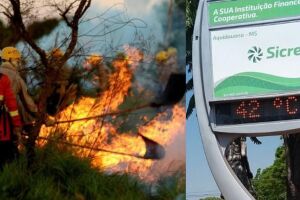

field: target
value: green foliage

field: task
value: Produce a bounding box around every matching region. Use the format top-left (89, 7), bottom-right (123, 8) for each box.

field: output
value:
top-left (0, 144), bottom-right (149, 200)
top-left (253, 146), bottom-right (287, 200)
top-left (186, 0), bottom-right (199, 30)
top-left (0, 143), bottom-right (185, 200)
top-left (152, 168), bottom-right (185, 200)
top-left (186, 0), bottom-right (199, 63)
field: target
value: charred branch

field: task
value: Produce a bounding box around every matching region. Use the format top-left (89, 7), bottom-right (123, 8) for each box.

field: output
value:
top-left (61, 0), bottom-right (91, 66)
top-left (38, 135), bottom-right (165, 160)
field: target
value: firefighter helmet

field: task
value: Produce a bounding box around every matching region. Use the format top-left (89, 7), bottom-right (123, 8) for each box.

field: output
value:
top-left (155, 50), bottom-right (168, 63)
top-left (1, 47), bottom-right (21, 61)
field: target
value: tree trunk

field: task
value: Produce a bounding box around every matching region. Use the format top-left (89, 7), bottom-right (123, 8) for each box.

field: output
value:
top-left (26, 77), bottom-right (56, 166)
top-left (285, 134), bottom-right (300, 199)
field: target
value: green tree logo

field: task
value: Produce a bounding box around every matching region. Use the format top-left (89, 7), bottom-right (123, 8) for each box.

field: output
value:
top-left (248, 46), bottom-right (263, 63)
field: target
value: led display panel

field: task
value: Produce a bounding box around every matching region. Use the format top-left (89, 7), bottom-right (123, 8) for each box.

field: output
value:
top-left (214, 94), bottom-right (300, 125)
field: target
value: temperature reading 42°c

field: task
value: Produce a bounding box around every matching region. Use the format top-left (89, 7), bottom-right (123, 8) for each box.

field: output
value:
top-left (214, 95), bottom-right (300, 125)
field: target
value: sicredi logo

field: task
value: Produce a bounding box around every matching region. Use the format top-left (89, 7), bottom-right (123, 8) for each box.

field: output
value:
top-left (248, 46), bottom-right (263, 63)
top-left (267, 46), bottom-right (300, 59)
top-left (248, 46), bottom-right (300, 63)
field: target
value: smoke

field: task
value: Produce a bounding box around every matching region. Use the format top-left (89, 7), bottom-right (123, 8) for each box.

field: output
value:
top-left (148, 119), bottom-right (186, 181)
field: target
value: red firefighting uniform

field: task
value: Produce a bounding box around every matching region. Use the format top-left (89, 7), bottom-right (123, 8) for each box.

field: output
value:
top-left (0, 73), bottom-right (22, 167)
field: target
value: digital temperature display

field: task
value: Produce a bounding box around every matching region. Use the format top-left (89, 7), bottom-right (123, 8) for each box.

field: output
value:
top-left (214, 95), bottom-right (300, 125)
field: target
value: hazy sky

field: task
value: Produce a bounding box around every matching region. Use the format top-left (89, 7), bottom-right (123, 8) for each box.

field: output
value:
top-left (0, 0), bottom-right (166, 45)
top-left (96, 0), bottom-right (161, 13)
top-left (0, 0), bottom-right (162, 21)
top-left (89, 0), bottom-right (166, 47)
top-left (18, 0), bottom-right (168, 56)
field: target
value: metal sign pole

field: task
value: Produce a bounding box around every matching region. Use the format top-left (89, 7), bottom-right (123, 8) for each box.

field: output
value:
top-left (193, 1), bottom-right (255, 199)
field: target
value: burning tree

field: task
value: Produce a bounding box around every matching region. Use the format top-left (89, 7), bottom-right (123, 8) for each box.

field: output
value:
top-left (0, 0), bottom-right (185, 181)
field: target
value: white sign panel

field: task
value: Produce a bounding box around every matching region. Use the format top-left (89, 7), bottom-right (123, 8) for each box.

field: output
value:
top-left (211, 21), bottom-right (300, 98)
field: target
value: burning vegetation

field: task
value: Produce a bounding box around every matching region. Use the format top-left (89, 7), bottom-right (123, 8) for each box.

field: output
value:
top-left (39, 45), bottom-right (185, 182)
top-left (0, 1), bottom-right (185, 199)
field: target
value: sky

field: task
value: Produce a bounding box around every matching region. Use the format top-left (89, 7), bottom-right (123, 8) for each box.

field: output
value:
top-left (186, 70), bottom-right (283, 199)
top-left (96, 0), bottom-right (161, 13)
top-left (8, 0), bottom-right (166, 55)
top-left (90, 0), bottom-right (165, 45)
top-left (0, 0), bottom-right (161, 22)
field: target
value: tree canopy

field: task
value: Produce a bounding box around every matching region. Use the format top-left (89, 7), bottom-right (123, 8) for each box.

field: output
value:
top-left (253, 145), bottom-right (287, 200)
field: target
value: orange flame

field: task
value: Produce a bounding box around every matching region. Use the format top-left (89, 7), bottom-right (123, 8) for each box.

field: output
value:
top-left (40, 46), bottom-right (185, 181)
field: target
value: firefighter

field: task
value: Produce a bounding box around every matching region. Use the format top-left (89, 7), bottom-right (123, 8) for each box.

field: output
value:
top-left (0, 47), bottom-right (38, 167)
top-left (0, 73), bottom-right (22, 168)
top-left (155, 47), bottom-right (179, 85)
top-left (0, 47), bottom-right (38, 123)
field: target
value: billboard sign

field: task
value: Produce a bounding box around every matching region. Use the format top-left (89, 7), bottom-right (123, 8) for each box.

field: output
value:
top-left (212, 21), bottom-right (300, 98)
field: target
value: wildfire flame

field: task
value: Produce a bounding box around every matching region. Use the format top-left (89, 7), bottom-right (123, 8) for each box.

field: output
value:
top-left (40, 45), bottom-right (185, 181)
